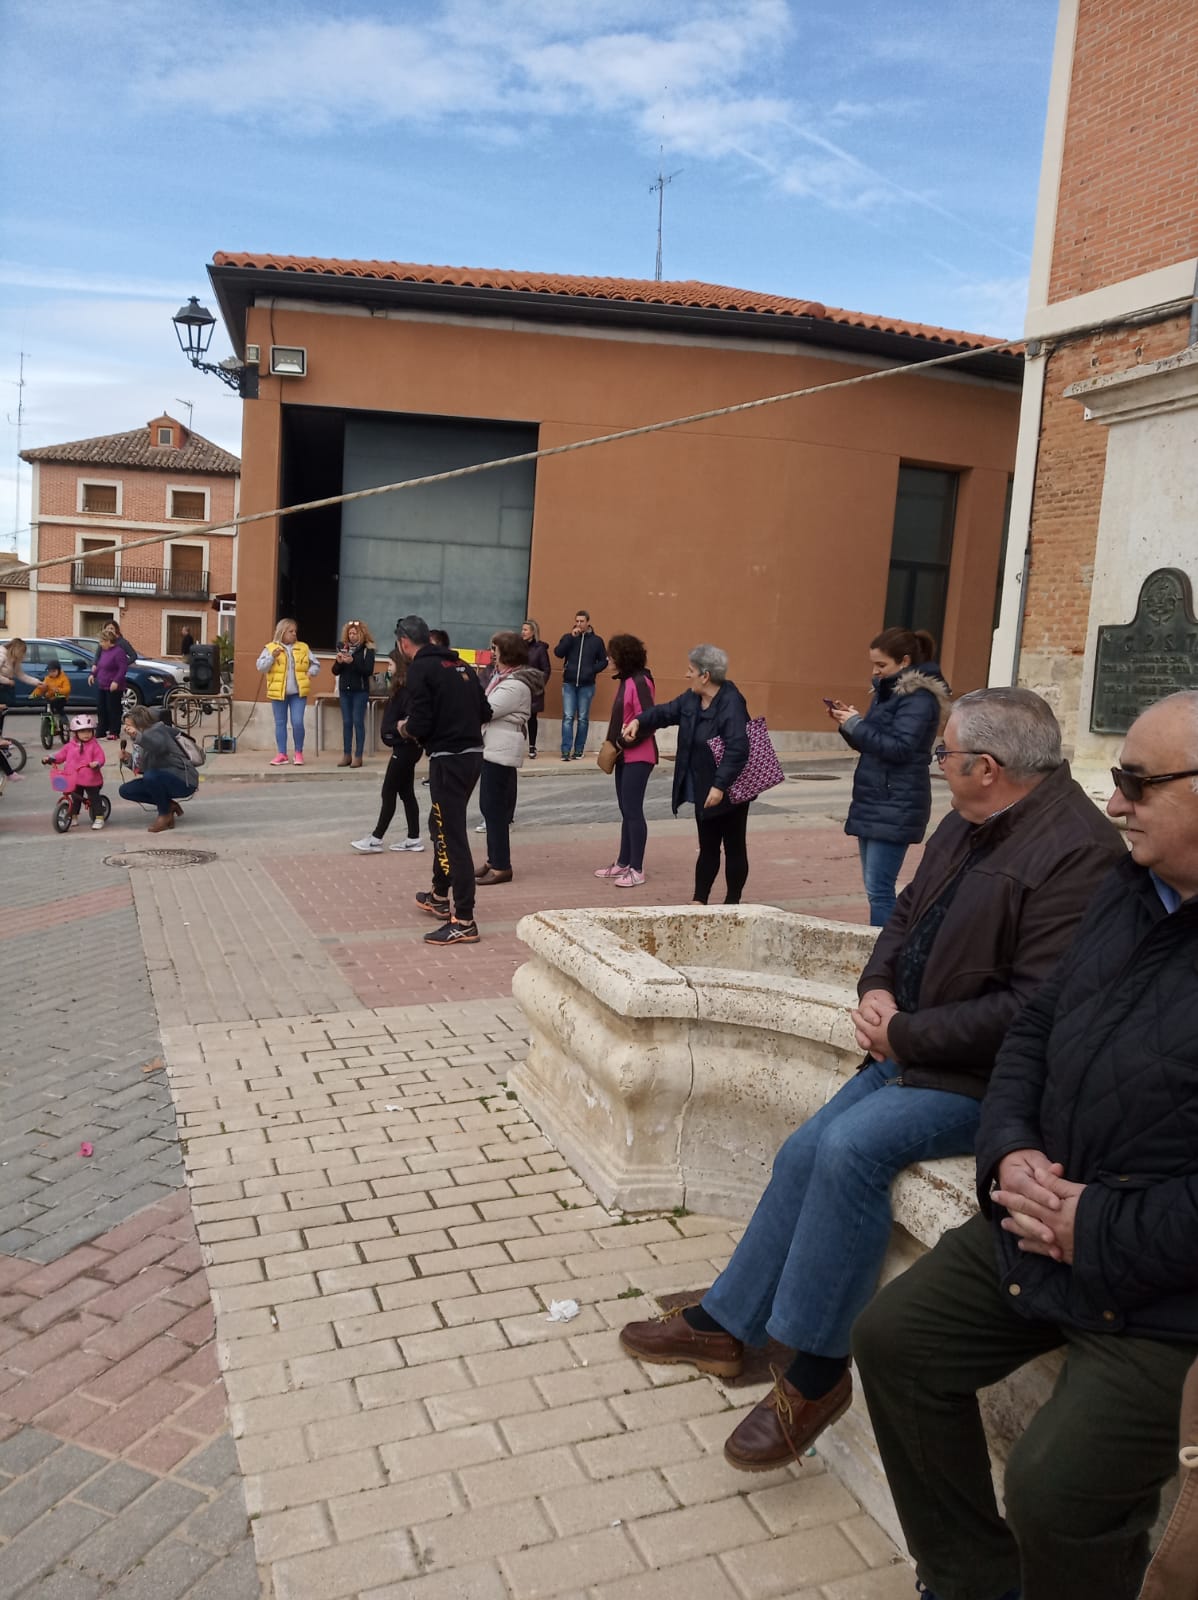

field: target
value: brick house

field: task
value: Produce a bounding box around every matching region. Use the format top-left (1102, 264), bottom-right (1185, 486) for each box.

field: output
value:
top-left (991, 0), bottom-right (1198, 755)
top-left (21, 415), bottom-right (239, 656)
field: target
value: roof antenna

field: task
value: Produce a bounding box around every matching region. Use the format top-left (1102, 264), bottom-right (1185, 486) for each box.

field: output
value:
top-left (650, 149), bottom-right (683, 282)
top-left (175, 398), bottom-right (195, 431)
top-left (7, 352), bottom-right (29, 547)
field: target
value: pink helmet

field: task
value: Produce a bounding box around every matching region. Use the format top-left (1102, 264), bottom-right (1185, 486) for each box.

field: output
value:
top-left (69, 713), bottom-right (99, 733)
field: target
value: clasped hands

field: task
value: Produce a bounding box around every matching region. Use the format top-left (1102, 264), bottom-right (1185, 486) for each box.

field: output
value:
top-left (851, 988), bottom-right (898, 1062)
top-left (992, 1148), bottom-right (1085, 1263)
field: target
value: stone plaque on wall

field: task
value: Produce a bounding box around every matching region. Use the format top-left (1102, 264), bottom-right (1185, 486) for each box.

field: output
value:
top-left (1091, 568), bottom-right (1198, 734)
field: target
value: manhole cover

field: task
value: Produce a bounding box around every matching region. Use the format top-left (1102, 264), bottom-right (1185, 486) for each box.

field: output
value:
top-left (104, 848), bottom-right (218, 869)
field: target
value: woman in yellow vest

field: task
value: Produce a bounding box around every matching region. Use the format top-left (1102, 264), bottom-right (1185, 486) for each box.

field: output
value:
top-left (256, 618), bottom-right (321, 766)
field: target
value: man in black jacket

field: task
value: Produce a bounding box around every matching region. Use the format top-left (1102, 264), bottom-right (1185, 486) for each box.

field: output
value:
top-left (553, 609), bottom-right (607, 761)
top-left (395, 616), bottom-right (490, 946)
top-left (852, 689), bottom-right (1198, 1600)
top-left (620, 689), bottom-right (1124, 1475)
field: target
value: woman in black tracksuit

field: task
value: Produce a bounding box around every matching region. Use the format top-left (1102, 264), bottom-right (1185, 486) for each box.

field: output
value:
top-left (350, 656), bottom-right (424, 854)
top-left (623, 642), bottom-right (752, 904)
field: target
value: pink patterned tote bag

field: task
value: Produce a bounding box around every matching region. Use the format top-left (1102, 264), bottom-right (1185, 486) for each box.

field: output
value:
top-left (707, 718), bottom-right (785, 804)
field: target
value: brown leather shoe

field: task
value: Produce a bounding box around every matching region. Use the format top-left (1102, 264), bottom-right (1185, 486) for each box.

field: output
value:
top-left (476, 867), bottom-right (513, 886)
top-left (337, 755), bottom-right (352, 767)
top-left (170, 801), bottom-right (184, 820)
top-left (724, 1367), bottom-right (852, 1472)
top-left (148, 813), bottom-right (174, 833)
top-left (619, 1305), bottom-right (743, 1378)
top-left (474, 861), bottom-right (492, 882)
top-left (351, 757), bottom-right (363, 768)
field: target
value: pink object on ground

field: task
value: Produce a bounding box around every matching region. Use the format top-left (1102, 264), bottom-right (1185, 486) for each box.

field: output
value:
top-left (269, 754), bottom-right (288, 766)
top-left (292, 752), bottom-right (304, 765)
top-left (614, 869), bottom-right (646, 887)
top-left (594, 863), bottom-right (624, 879)
top-left (79, 1142), bottom-right (94, 1158)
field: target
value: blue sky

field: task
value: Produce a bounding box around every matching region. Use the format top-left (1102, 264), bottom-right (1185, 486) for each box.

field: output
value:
top-left (0, 0), bottom-right (1058, 558)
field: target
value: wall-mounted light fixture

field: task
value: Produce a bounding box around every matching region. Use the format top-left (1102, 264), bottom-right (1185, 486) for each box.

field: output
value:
top-left (269, 346), bottom-right (307, 378)
top-left (171, 297), bottom-right (259, 399)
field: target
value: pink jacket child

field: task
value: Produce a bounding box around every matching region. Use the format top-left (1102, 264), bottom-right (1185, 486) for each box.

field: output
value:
top-left (47, 730), bottom-right (107, 828)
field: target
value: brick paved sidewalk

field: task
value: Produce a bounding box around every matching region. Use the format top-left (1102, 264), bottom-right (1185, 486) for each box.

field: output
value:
top-left (0, 1193), bottom-right (257, 1598)
top-left (164, 999), bottom-right (912, 1600)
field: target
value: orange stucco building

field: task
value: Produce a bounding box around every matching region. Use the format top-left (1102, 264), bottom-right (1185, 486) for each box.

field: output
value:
top-left (209, 256), bottom-right (1021, 737)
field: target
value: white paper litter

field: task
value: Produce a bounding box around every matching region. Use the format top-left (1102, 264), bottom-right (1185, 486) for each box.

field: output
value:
top-left (546, 1299), bottom-right (581, 1323)
top-left (384, 1105), bottom-right (402, 1112)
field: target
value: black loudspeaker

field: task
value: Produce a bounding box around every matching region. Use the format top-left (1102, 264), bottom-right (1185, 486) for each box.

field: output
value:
top-left (189, 643), bottom-right (221, 693)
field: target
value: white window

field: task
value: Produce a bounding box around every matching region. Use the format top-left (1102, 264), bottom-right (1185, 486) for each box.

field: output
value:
top-left (157, 426), bottom-right (174, 446)
top-left (78, 479), bottom-right (121, 515)
top-left (169, 487), bottom-right (208, 520)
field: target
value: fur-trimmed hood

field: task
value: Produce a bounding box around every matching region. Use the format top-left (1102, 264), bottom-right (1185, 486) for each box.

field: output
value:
top-left (888, 663), bottom-right (952, 731)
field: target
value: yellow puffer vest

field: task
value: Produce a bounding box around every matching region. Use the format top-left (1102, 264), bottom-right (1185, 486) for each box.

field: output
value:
top-left (264, 642), bottom-right (312, 701)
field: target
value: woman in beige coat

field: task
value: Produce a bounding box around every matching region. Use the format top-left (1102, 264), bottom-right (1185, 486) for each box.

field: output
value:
top-left (1139, 1357), bottom-right (1198, 1599)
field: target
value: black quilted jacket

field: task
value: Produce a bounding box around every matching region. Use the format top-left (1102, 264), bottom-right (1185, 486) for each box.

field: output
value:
top-left (977, 856), bottom-right (1198, 1338)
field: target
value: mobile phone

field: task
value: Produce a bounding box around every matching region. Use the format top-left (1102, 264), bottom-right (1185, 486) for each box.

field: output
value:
top-left (822, 697), bottom-right (836, 709)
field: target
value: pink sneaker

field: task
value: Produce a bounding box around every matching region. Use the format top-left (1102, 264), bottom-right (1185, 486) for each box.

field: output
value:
top-left (594, 863), bottom-right (625, 879)
top-left (613, 868), bottom-right (646, 888)
top-left (269, 753), bottom-right (288, 766)
top-left (293, 752), bottom-right (304, 766)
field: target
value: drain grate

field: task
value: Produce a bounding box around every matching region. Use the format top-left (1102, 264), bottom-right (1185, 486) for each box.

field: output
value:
top-left (788, 771), bottom-right (842, 781)
top-left (104, 848), bottom-right (218, 869)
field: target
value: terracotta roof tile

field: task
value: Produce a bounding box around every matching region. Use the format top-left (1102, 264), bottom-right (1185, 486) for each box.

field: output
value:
top-left (21, 417), bottom-right (240, 476)
top-left (212, 253), bottom-right (1005, 352)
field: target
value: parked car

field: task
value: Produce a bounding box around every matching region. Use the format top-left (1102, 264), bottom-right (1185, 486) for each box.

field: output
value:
top-left (0, 639), bottom-right (175, 710)
top-left (57, 636), bottom-right (184, 684)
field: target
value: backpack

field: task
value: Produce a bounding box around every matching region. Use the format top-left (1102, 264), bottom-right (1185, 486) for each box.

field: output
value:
top-left (169, 726), bottom-right (205, 767)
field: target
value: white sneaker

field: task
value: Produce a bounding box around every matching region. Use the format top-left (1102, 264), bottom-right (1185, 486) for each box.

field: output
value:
top-left (389, 838), bottom-right (426, 852)
top-left (92, 816), bottom-right (106, 831)
top-left (474, 822), bottom-right (487, 833)
top-left (351, 836), bottom-right (383, 853)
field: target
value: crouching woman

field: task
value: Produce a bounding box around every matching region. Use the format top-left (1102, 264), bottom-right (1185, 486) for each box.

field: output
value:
top-left (119, 706), bottom-right (199, 833)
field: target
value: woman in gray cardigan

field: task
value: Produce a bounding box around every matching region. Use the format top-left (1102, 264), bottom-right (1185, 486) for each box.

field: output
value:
top-left (119, 706), bottom-right (198, 832)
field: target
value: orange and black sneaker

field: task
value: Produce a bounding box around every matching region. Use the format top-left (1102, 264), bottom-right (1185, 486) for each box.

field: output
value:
top-left (414, 892), bottom-right (451, 920)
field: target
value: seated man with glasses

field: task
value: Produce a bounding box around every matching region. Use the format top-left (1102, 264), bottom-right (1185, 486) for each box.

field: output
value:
top-left (620, 687), bottom-right (1124, 1476)
top-left (852, 689), bottom-right (1198, 1600)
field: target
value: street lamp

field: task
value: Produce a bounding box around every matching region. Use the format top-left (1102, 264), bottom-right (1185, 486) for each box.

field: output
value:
top-left (171, 297), bottom-right (258, 397)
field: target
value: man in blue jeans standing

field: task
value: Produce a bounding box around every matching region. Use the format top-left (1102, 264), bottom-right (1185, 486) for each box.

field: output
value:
top-left (554, 609), bottom-right (607, 761)
top-left (620, 689), bottom-right (1125, 1476)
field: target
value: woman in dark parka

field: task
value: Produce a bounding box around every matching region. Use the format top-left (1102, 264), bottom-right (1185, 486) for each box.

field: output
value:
top-left (623, 643), bottom-right (752, 905)
top-left (828, 626), bottom-right (950, 926)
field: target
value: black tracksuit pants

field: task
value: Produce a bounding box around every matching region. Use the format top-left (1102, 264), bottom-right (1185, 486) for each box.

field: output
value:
top-left (428, 752), bottom-right (483, 921)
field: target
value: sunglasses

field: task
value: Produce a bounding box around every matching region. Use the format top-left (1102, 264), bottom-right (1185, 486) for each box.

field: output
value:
top-left (1110, 766), bottom-right (1198, 802)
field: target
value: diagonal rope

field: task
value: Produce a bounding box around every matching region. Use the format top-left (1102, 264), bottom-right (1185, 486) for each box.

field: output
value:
top-left (2, 334), bottom-right (1024, 585)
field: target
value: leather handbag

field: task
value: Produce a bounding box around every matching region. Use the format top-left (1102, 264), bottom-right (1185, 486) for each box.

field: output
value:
top-left (707, 717), bottom-right (785, 804)
top-left (596, 739), bottom-right (621, 775)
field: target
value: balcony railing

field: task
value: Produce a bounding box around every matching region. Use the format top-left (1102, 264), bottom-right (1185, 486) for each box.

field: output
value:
top-left (71, 562), bottom-right (210, 601)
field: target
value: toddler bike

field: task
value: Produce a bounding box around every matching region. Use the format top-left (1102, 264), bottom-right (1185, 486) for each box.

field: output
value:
top-left (49, 771), bottom-right (111, 833)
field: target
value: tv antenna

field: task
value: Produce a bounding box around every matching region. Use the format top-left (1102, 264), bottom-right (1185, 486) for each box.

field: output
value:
top-left (650, 154), bottom-right (683, 281)
top-left (7, 352), bottom-right (29, 545)
top-left (175, 398), bottom-right (195, 430)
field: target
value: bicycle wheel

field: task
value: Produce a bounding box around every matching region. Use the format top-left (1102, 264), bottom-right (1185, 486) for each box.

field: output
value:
top-left (96, 793), bottom-right (112, 821)
top-left (4, 738), bottom-right (27, 773)
top-left (53, 799), bottom-right (73, 833)
top-left (40, 714), bottom-right (55, 750)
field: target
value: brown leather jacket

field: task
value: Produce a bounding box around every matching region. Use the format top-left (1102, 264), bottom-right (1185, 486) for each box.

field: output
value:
top-left (858, 762), bottom-right (1126, 1098)
top-left (1139, 1356), bottom-right (1198, 1599)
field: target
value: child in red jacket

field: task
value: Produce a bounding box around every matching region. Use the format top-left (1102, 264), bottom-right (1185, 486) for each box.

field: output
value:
top-left (44, 712), bottom-right (106, 829)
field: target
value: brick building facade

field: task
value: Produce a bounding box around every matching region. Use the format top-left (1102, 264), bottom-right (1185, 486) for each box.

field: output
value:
top-left (22, 416), bottom-right (239, 657)
top-left (991, 0), bottom-right (1198, 748)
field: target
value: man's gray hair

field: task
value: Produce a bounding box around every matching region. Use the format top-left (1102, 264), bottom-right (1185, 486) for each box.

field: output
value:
top-left (395, 615), bottom-right (430, 646)
top-left (688, 644), bottom-right (728, 683)
top-left (951, 688), bottom-right (1062, 782)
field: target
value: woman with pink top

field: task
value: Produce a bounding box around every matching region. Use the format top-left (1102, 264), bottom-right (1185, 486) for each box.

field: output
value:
top-left (595, 634), bottom-right (657, 888)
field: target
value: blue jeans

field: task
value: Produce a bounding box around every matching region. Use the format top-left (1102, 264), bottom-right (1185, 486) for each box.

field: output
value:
top-left (119, 770), bottom-right (196, 816)
top-left (272, 694), bottom-right (307, 755)
top-left (561, 681), bottom-right (595, 757)
top-left (340, 689), bottom-right (368, 758)
top-left (703, 1060), bottom-right (982, 1358)
top-left (857, 837), bottom-right (909, 926)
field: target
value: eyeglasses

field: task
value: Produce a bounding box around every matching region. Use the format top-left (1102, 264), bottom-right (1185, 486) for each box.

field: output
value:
top-left (1110, 766), bottom-right (1198, 802)
top-left (934, 744), bottom-right (1004, 768)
